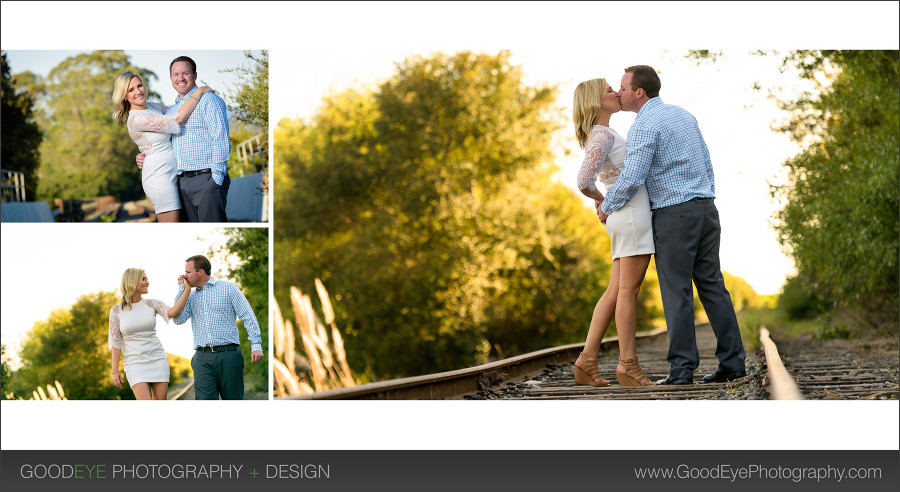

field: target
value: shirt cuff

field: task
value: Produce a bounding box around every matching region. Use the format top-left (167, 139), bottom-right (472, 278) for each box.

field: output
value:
top-left (600, 201), bottom-right (612, 216)
top-left (213, 169), bottom-right (225, 186)
top-left (251, 343), bottom-right (262, 353)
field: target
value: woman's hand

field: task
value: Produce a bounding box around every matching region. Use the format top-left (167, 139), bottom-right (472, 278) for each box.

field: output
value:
top-left (198, 85), bottom-right (213, 95)
top-left (168, 275), bottom-right (193, 319)
top-left (112, 371), bottom-right (123, 389)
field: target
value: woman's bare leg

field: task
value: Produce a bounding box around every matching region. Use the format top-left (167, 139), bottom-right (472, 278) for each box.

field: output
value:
top-left (156, 210), bottom-right (182, 223)
top-left (132, 382), bottom-right (152, 400)
top-left (574, 259), bottom-right (620, 384)
top-left (614, 254), bottom-right (652, 371)
top-left (583, 259), bottom-right (620, 356)
top-left (150, 382), bottom-right (168, 400)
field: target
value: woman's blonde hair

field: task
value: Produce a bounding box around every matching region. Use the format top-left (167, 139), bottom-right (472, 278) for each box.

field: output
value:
top-left (120, 268), bottom-right (146, 310)
top-left (112, 71), bottom-right (140, 127)
top-left (572, 78), bottom-right (609, 149)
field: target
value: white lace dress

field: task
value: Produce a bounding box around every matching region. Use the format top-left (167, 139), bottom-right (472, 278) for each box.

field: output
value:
top-left (127, 102), bottom-right (182, 214)
top-left (576, 125), bottom-right (654, 259)
top-left (108, 298), bottom-right (172, 386)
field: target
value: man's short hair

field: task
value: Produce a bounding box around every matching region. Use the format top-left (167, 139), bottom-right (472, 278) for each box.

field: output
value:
top-left (169, 56), bottom-right (197, 75)
top-left (186, 254), bottom-right (212, 276)
top-left (625, 65), bottom-right (661, 98)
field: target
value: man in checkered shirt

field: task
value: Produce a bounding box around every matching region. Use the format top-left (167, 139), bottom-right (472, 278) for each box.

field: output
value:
top-left (137, 56), bottom-right (231, 222)
top-left (599, 65), bottom-right (746, 386)
top-left (166, 56), bottom-right (231, 222)
top-left (174, 255), bottom-right (263, 399)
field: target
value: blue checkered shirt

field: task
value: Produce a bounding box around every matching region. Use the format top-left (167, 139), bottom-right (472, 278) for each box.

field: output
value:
top-left (601, 97), bottom-right (716, 215)
top-left (174, 277), bottom-right (262, 352)
top-left (166, 86), bottom-right (231, 185)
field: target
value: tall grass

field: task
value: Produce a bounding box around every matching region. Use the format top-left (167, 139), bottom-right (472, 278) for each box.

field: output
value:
top-left (29, 380), bottom-right (67, 400)
top-left (273, 279), bottom-right (358, 397)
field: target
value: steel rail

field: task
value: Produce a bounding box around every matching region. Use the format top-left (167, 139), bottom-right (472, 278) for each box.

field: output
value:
top-left (759, 326), bottom-right (803, 400)
top-left (284, 327), bottom-right (668, 400)
top-left (169, 378), bottom-right (194, 400)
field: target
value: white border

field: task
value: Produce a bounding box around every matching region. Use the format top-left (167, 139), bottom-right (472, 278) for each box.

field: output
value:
top-left (2, 400), bottom-right (899, 450)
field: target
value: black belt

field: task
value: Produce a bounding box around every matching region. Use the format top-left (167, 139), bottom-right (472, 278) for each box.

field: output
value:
top-left (179, 168), bottom-right (212, 178)
top-left (196, 343), bottom-right (239, 352)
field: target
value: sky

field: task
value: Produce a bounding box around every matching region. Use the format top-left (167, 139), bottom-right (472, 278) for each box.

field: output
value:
top-left (1, 0), bottom-right (897, 456)
top-left (0, 224), bottom-right (252, 365)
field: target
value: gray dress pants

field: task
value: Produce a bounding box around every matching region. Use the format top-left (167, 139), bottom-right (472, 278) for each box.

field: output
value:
top-left (177, 171), bottom-right (230, 222)
top-left (651, 198), bottom-right (746, 379)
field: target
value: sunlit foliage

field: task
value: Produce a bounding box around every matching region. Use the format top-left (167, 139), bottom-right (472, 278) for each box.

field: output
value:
top-left (772, 51), bottom-right (899, 324)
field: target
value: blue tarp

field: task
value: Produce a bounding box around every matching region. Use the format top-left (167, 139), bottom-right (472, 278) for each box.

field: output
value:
top-left (0, 201), bottom-right (54, 222)
top-left (226, 172), bottom-right (266, 222)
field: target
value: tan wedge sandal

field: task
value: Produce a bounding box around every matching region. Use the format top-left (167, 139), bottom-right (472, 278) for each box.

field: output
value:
top-left (616, 357), bottom-right (652, 386)
top-left (573, 352), bottom-right (610, 386)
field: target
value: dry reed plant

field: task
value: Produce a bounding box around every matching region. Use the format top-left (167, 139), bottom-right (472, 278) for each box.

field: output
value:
top-left (273, 279), bottom-right (358, 397)
top-left (31, 380), bottom-right (67, 400)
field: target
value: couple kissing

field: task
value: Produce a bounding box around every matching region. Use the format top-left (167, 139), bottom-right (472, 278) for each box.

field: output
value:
top-left (573, 65), bottom-right (747, 387)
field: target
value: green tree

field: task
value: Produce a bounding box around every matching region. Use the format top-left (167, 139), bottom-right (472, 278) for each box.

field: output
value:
top-left (1, 343), bottom-right (12, 398)
top-left (222, 50), bottom-right (268, 131)
top-left (276, 51), bottom-right (656, 379)
top-left (18, 51), bottom-right (159, 203)
top-left (1, 51), bottom-right (42, 201)
top-left (772, 51), bottom-right (899, 325)
top-left (778, 274), bottom-right (823, 320)
top-left (209, 227), bottom-right (269, 392)
top-left (722, 272), bottom-right (764, 311)
top-left (221, 50), bottom-right (268, 184)
top-left (11, 292), bottom-right (133, 400)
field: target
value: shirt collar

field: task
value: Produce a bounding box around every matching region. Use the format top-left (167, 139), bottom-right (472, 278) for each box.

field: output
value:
top-left (636, 97), bottom-right (663, 119)
top-left (197, 276), bottom-right (218, 291)
top-left (175, 85), bottom-right (200, 104)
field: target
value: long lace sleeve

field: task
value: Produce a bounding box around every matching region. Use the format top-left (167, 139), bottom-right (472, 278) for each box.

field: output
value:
top-left (146, 298), bottom-right (172, 323)
top-left (108, 305), bottom-right (123, 350)
top-left (576, 127), bottom-right (618, 196)
top-left (128, 110), bottom-right (180, 134)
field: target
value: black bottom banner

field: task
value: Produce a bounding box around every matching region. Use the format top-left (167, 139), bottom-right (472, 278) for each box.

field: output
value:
top-left (1, 450), bottom-right (898, 491)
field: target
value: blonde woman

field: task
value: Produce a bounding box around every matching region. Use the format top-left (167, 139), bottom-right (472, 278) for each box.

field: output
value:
top-left (112, 71), bottom-right (212, 222)
top-left (108, 268), bottom-right (191, 400)
top-left (572, 78), bottom-right (654, 387)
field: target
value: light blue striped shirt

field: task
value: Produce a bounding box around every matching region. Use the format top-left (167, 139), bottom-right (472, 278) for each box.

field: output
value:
top-left (601, 97), bottom-right (716, 215)
top-left (166, 86), bottom-right (231, 185)
top-left (174, 277), bottom-right (262, 352)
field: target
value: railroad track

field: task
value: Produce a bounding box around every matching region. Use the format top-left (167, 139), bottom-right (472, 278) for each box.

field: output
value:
top-left (168, 378), bottom-right (194, 400)
top-left (284, 323), bottom-right (898, 401)
top-left (465, 324), bottom-right (754, 400)
top-left (762, 329), bottom-right (899, 400)
top-left (282, 327), bottom-right (663, 400)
